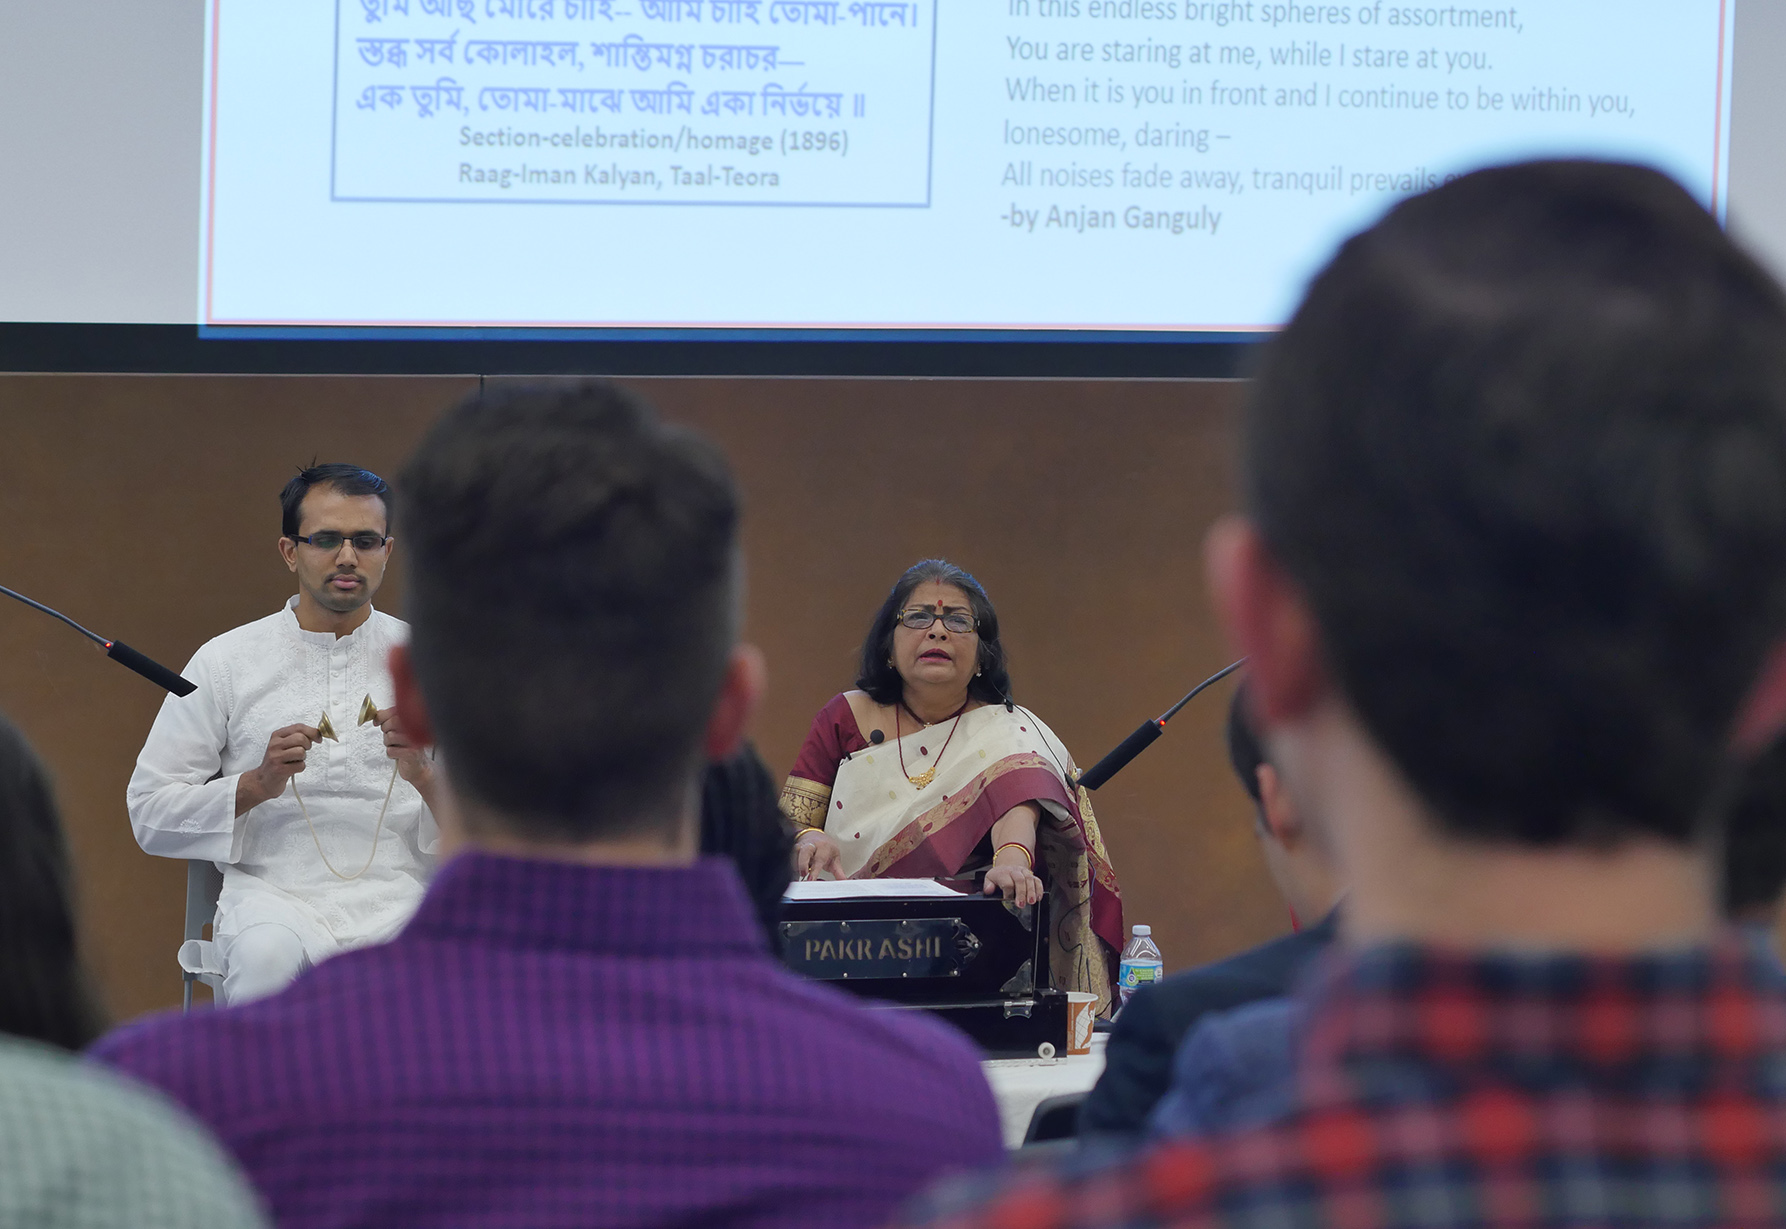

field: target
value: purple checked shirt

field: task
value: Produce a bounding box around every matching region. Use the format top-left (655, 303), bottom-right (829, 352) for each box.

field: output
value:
top-left (93, 853), bottom-right (1005, 1228)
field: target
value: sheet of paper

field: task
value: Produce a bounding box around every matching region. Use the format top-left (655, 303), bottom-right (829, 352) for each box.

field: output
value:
top-left (783, 877), bottom-right (965, 901)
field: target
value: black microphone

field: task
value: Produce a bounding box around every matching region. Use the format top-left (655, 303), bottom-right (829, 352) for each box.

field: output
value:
top-left (106, 642), bottom-right (198, 696)
top-left (1076, 658), bottom-right (1245, 791)
top-left (0, 584), bottom-right (197, 697)
top-left (869, 729), bottom-right (885, 745)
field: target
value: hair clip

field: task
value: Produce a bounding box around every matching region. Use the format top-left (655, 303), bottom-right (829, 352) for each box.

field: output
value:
top-left (358, 695), bottom-right (380, 727)
top-left (316, 712), bottom-right (339, 742)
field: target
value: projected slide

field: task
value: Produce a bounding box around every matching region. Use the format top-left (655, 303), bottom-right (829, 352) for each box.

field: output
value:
top-left (339, 1), bottom-right (934, 205)
top-left (201, 0), bottom-right (1733, 331)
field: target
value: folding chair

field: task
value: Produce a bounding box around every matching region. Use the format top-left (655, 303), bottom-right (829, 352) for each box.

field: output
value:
top-left (179, 860), bottom-right (225, 1012)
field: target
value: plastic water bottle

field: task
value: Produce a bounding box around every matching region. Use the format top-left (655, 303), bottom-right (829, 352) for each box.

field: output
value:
top-left (1118, 924), bottom-right (1164, 1008)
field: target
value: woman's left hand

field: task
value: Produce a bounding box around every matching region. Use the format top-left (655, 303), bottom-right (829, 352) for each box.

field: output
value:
top-left (983, 863), bottom-right (1043, 907)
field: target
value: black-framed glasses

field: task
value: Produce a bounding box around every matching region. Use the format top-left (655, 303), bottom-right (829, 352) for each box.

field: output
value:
top-left (293, 532), bottom-right (390, 553)
top-left (899, 608), bottom-right (976, 634)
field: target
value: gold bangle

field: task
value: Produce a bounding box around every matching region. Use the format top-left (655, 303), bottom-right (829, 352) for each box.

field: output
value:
top-left (993, 842), bottom-right (1033, 869)
top-left (794, 827), bottom-right (827, 844)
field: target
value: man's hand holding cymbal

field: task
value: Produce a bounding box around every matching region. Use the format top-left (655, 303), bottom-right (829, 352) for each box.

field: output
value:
top-left (235, 724), bottom-right (320, 817)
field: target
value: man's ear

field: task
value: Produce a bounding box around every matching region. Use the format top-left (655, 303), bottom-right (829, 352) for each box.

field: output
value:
top-left (279, 536), bottom-right (299, 573)
top-left (704, 644), bottom-right (766, 761)
top-left (1256, 762), bottom-right (1299, 848)
top-left (389, 644), bottom-right (435, 749)
top-left (1205, 514), bottom-right (1328, 728)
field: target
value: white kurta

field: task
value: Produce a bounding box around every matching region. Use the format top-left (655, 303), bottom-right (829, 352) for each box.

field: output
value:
top-left (128, 599), bottom-right (437, 963)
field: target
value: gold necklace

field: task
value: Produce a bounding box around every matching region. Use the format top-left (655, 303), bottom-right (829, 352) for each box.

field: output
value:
top-left (895, 699), bottom-right (968, 789)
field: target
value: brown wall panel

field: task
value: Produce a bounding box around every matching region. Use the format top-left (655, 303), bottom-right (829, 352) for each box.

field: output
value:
top-left (0, 374), bottom-right (1287, 1024)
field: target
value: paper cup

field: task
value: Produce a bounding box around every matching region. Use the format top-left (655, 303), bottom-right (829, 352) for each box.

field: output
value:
top-left (1066, 992), bottom-right (1097, 1054)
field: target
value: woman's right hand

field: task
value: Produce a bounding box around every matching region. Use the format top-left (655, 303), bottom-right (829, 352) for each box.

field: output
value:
top-left (793, 829), bottom-right (846, 881)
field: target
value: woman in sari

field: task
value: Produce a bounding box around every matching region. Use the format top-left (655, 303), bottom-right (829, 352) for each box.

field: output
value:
top-left (781, 560), bottom-right (1124, 1012)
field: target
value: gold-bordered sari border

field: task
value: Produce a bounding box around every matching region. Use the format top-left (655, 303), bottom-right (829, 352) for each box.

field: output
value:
top-left (855, 752), bottom-right (1061, 879)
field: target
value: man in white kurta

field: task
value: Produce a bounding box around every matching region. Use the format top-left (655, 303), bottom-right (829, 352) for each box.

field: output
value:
top-left (127, 466), bottom-right (437, 1004)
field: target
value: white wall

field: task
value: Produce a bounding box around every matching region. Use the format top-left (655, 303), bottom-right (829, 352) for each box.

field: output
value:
top-left (1730, 1), bottom-right (1786, 279)
top-left (0, 1), bottom-right (201, 323)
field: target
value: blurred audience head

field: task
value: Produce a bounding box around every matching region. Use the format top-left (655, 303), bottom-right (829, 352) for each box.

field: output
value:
top-left (1227, 683), bottom-right (1339, 925)
top-left (1724, 738), bottom-right (1786, 928)
top-left (0, 713), bottom-right (104, 1050)
top-left (700, 744), bottom-right (794, 949)
top-left (1231, 159), bottom-right (1786, 852)
top-left (395, 380), bottom-right (758, 848)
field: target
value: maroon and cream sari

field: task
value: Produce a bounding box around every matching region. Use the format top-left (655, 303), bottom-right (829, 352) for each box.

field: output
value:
top-left (782, 694), bottom-right (1124, 1013)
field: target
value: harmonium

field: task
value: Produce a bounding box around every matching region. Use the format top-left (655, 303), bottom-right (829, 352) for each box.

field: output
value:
top-left (780, 878), bottom-right (1069, 1057)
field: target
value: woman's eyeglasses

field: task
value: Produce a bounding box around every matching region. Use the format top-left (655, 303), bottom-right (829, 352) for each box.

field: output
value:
top-left (899, 609), bottom-right (976, 634)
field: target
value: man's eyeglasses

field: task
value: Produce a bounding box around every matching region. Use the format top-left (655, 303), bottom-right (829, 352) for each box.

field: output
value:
top-left (899, 608), bottom-right (976, 634)
top-left (292, 532), bottom-right (390, 553)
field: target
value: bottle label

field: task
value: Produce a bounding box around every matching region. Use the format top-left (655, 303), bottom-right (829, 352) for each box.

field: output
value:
top-left (1119, 958), bottom-right (1163, 989)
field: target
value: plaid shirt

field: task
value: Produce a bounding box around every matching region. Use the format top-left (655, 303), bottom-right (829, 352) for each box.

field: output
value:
top-left (910, 936), bottom-right (1786, 1229)
top-left (0, 1036), bottom-right (266, 1228)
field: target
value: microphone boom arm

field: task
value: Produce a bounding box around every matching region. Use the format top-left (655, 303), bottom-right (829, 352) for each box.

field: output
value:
top-left (0, 584), bottom-right (197, 697)
top-left (1075, 658), bottom-right (1244, 791)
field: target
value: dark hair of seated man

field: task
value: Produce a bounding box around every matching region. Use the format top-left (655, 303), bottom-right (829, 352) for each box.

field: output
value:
top-left (1725, 737), bottom-right (1786, 927)
top-left (904, 162), bottom-right (1786, 1228)
top-left (700, 743), bottom-right (794, 950)
top-left (1224, 683), bottom-right (1264, 806)
top-left (1246, 168), bottom-right (1786, 852)
top-left (0, 714), bottom-right (104, 1051)
top-left (277, 462), bottom-right (391, 541)
top-left (402, 388), bottom-right (740, 843)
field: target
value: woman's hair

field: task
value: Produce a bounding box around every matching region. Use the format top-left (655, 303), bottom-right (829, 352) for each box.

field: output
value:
top-left (0, 713), bottom-right (105, 1050)
top-left (855, 559), bottom-right (1013, 708)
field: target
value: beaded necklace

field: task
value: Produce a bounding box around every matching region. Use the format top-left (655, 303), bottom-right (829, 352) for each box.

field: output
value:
top-left (894, 697), bottom-right (969, 789)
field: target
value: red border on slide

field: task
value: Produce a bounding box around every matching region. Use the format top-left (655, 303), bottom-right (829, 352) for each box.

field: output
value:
top-left (204, 0), bottom-right (222, 326)
top-left (1710, 0), bottom-right (1730, 217)
top-left (200, 2), bottom-right (1737, 332)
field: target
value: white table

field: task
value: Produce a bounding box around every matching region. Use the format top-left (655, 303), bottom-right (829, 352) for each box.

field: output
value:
top-left (979, 1033), bottom-right (1107, 1148)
